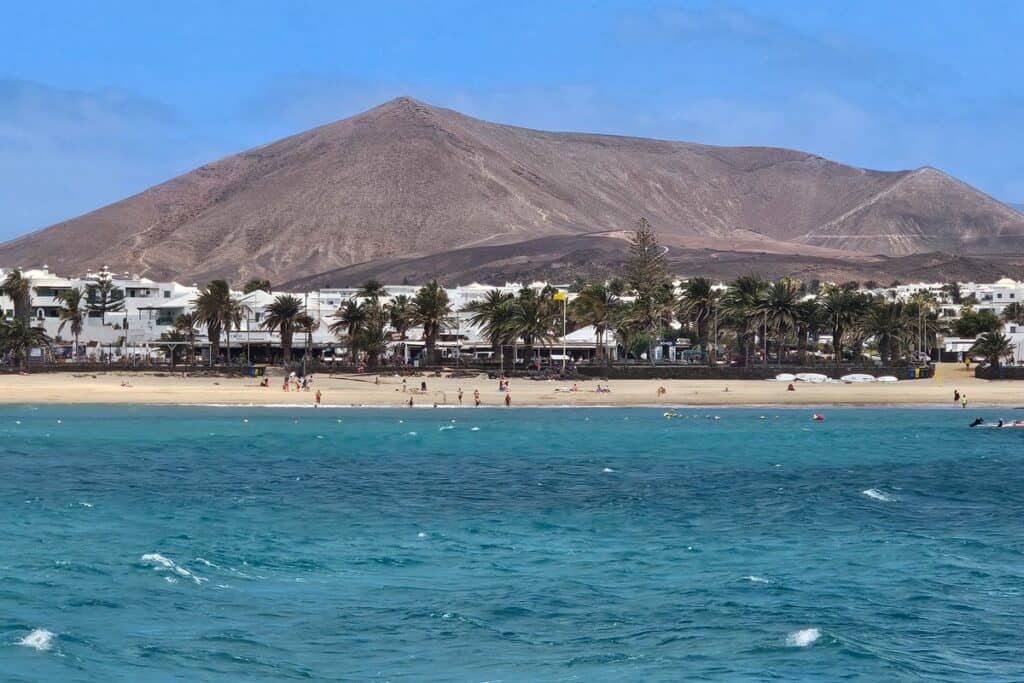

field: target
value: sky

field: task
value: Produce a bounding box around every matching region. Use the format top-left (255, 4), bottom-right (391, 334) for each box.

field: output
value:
top-left (2, 0), bottom-right (1023, 239)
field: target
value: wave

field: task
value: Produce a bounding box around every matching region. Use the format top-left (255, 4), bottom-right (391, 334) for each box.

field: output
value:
top-left (141, 553), bottom-right (206, 585)
top-left (862, 488), bottom-right (896, 502)
top-left (786, 627), bottom-right (820, 647)
top-left (18, 628), bottom-right (54, 651)
top-left (602, 467), bottom-right (616, 473)
top-left (744, 575), bottom-right (770, 584)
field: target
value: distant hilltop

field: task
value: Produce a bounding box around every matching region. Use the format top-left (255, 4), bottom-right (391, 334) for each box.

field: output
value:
top-left (2, 96), bottom-right (1024, 286)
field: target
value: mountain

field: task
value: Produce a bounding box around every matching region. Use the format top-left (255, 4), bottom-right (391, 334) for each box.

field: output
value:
top-left (2, 96), bottom-right (1023, 284)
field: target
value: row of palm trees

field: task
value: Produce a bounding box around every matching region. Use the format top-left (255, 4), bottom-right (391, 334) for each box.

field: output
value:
top-left (163, 278), bottom-right (453, 368)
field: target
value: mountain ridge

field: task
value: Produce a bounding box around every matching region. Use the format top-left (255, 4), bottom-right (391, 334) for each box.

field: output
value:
top-left (1, 95), bottom-right (1022, 283)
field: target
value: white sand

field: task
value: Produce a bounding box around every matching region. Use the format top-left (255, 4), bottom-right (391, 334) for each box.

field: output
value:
top-left (0, 363), bottom-right (1013, 407)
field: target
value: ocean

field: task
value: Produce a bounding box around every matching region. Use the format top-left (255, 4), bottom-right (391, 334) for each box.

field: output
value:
top-left (0, 405), bottom-right (1021, 682)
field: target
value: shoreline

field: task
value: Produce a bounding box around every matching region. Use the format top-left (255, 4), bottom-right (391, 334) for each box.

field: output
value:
top-left (0, 363), bottom-right (1017, 407)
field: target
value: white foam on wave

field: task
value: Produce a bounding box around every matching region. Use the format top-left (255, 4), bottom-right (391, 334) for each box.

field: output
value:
top-left (744, 575), bottom-right (770, 584)
top-left (18, 628), bottom-right (55, 651)
top-left (141, 553), bottom-right (206, 585)
top-left (439, 425), bottom-right (455, 431)
top-left (786, 627), bottom-right (821, 647)
top-left (602, 467), bottom-right (615, 473)
top-left (862, 488), bottom-right (895, 502)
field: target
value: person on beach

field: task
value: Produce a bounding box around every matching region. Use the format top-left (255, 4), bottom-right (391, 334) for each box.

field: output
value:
top-left (315, 389), bottom-right (322, 406)
top-left (657, 386), bottom-right (667, 397)
top-left (787, 383), bottom-right (795, 391)
top-left (504, 392), bottom-right (512, 407)
top-left (407, 396), bottom-right (414, 407)
top-left (282, 377), bottom-right (289, 391)
top-left (457, 387), bottom-right (463, 405)
top-left (961, 393), bottom-right (968, 408)
top-left (420, 380), bottom-right (427, 392)
top-left (473, 389), bottom-right (481, 407)
top-left (954, 389), bottom-right (960, 404)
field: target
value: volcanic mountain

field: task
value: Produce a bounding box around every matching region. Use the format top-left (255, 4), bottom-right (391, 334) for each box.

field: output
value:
top-left (2, 96), bottom-right (1023, 284)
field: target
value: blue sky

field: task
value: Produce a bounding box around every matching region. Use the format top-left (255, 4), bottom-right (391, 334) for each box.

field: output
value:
top-left (2, 1), bottom-right (1023, 238)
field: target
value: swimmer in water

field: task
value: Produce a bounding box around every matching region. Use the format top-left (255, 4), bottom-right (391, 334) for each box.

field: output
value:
top-left (969, 417), bottom-right (984, 427)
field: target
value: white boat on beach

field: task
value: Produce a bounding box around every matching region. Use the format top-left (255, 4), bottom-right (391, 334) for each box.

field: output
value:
top-left (876, 375), bottom-right (899, 383)
top-left (841, 374), bottom-right (876, 383)
top-left (795, 373), bottom-right (830, 383)
top-left (772, 373), bottom-right (797, 382)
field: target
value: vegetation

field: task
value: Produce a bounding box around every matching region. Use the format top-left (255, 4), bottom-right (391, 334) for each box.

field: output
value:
top-left (193, 280), bottom-right (246, 366)
top-left (970, 331), bottom-right (1015, 368)
top-left (410, 280), bottom-right (454, 365)
top-left (86, 270), bottom-right (126, 324)
top-left (0, 318), bottom-right (50, 369)
top-left (56, 287), bottom-right (86, 358)
top-left (261, 294), bottom-right (304, 364)
top-left (1, 269), bottom-right (32, 323)
top-left (243, 278), bottom-right (272, 294)
top-left (173, 312), bottom-right (200, 365)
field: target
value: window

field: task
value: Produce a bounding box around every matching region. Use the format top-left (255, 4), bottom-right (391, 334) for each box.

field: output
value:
top-left (164, 291), bottom-right (171, 298)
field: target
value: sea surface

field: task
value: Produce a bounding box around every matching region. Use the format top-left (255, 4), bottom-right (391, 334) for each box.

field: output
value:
top-left (1, 405), bottom-right (1022, 682)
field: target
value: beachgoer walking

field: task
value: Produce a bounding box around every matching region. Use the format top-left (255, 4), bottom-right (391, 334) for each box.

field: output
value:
top-left (954, 389), bottom-right (960, 404)
top-left (282, 377), bottom-right (289, 391)
top-left (961, 393), bottom-right (968, 409)
top-left (457, 387), bottom-right (463, 405)
top-left (315, 389), bottom-right (322, 406)
top-left (473, 389), bottom-right (481, 407)
top-left (421, 380), bottom-right (427, 392)
top-left (657, 386), bottom-right (667, 397)
top-left (504, 392), bottom-right (511, 407)
top-left (407, 396), bottom-right (414, 407)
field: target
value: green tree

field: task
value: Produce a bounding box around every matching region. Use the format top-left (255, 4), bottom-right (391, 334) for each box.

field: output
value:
top-left (721, 275), bottom-right (768, 366)
top-left (1001, 302), bottom-right (1024, 325)
top-left (243, 278), bottom-right (272, 294)
top-left (261, 294), bottom-right (304, 365)
top-left (679, 277), bottom-right (717, 362)
top-left (0, 318), bottom-right (50, 369)
top-left (357, 279), bottom-right (387, 302)
top-left (194, 280), bottom-right (242, 366)
top-left (757, 278), bottom-right (802, 367)
top-left (410, 280), bottom-right (453, 365)
top-left (970, 331), bottom-right (1015, 368)
top-left (624, 218), bottom-right (670, 364)
top-left (1, 269), bottom-right (32, 324)
top-left (329, 299), bottom-right (368, 363)
top-left (820, 284), bottom-right (869, 365)
top-left (953, 309), bottom-right (1002, 337)
top-left (174, 312), bottom-right (200, 365)
top-left (466, 290), bottom-right (516, 372)
top-left (570, 282), bottom-right (619, 366)
top-left (860, 300), bottom-right (912, 364)
top-left (158, 330), bottom-right (188, 368)
top-left (509, 287), bottom-right (558, 368)
top-left (86, 270), bottom-right (125, 325)
top-left (56, 287), bottom-right (86, 359)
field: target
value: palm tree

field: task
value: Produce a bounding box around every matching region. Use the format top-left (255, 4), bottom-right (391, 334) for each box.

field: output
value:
top-left (296, 312), bottom-right (319, 365)
top-left (679, 277), bottom-right (717, 363)
top-left (329, 299), bottom-right (368, 363)
top-left (570, 282), bottom-right (619, 365)
top-left (357, 279), bottom-right (387, 302)
top-left (174, 312), bottom-right (200, 365)
top-left (56, 287), bottom-right (86, 359)
top-left (355, 303), bottom-right (388, 368)
top-left (193, 280), bottom-right (243, 366)
top-left (859, 300), bottom-right (912, 364)
top-left (757, 278), bottom-right (802, 367)
top-left (243, 278), bottom-right (272, 294)
top-left (508, 287), bottom-right (558, 369)
top-left (970, 331), bottom-right (1015, 368)
top-left (262, 294), bottom-right (304, 365)
top-left (0, 318), bottom-right (50, 369)
top-left (388, 294), bottom-right (413, 362)
top-left (820, 284), bottom-right (869, 366)
top-left (466, 290), bottom-right (516, 372)
top-left (721, 275), bottom-right (768, 366)
top-left (794, 299), bottom-right (826, 365)
top-left (158, 330), bottom-right (188, 369)
top-left (410, 280), bottom-right (453, 366)
top-left (1002, 302), bottom-right (1024, 326)
top-left (1, 269), bottom-right (32, 323)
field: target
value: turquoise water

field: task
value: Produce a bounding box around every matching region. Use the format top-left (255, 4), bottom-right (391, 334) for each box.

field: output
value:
top-left (1, 406), bottom-right (1021, 682)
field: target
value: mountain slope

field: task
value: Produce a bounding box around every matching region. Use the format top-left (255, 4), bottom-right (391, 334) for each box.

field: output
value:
top-left (1, 96), bottom-right (1022, 283)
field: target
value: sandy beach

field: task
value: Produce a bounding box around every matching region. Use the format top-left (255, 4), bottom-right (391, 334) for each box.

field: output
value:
top-left (0, 363), bottom-right (1018, 407)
